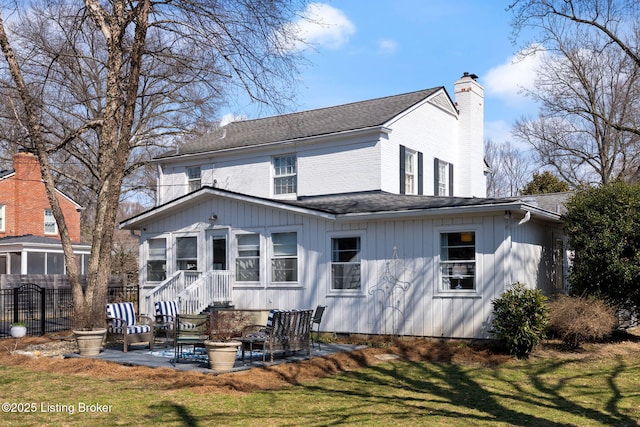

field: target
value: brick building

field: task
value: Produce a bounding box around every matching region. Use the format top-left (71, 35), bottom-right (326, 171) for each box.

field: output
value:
top-left (0, 151), bottom-right (89, 278)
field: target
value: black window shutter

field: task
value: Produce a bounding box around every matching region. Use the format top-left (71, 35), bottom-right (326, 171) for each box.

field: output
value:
top-left (399, 145), bottom-right (406, 194)
top-left (448, 163), bottom-right (454, 197)
top-left (433, 158), bottom-right (440, 195)
top-left (418, 152), bottom-right (423, 195)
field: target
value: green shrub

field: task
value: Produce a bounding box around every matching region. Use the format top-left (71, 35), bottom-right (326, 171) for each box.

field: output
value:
top-left (548, 295), bottom-right (618, 348)
top-left (492, 283), bottom-right (549, 359)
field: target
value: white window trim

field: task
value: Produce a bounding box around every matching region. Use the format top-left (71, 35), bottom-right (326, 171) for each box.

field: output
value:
top-left (231, 228), bottom-right (265, 287)
top-left (434, 225), bottom-right (482, 298)
top-left (44, 209), bottom-right (58, 235)
top-left (272, 154), bottom-right (297, 198)
top-left (438, 161), bottom-right (449, 196)
top-left (267, 226), bottom-right (303, 288)
top-left (146, 236), bottom-right (168, 282)
top-left (187, 166), bottom-right (202, 193)
top-left (174, 233), bottom-right (200, 272)
top-left (0, 204), bottom-right (5, 232)
top-left (404, 149), bottom-right (417, 195)
top-left (327, 230), bottom-right (366, 297)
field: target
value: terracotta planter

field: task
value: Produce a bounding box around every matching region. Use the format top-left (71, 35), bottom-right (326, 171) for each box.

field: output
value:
top-left (204, 340), bottom-right (241, 372)
top-left (10, 325), bottom-right (26, 338)
top-left (73, 328), bottom-right (107, 356)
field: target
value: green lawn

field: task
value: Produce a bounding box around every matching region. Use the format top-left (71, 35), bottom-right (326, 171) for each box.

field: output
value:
top-left (1, 351), bottom-right (639, 426)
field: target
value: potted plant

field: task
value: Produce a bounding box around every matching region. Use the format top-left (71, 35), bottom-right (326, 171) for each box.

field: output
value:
top-left (204, 310), bottom-right (250, 372)
top-left (10, 322), bottom-right (27, 338)
top-left (72, 309), bottom-right (107, 356)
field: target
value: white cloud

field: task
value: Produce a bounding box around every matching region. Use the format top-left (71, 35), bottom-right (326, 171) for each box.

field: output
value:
top-left (284, 3), bottom-right (355, 51)
top-left (377, 39), bottom-right (398, 55)
top-left (484, 45), bottom-right (547, 106)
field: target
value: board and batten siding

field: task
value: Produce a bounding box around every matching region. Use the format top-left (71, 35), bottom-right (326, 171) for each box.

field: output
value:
top-left (139, 195), bottom-right (558, 339)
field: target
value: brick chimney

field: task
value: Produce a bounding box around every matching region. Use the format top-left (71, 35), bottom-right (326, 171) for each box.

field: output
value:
top-left (13, 150), bottom-right (42, 183)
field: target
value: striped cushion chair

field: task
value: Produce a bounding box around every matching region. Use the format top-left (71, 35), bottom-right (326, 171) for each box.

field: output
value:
top-left (106, 302), bottom-right (153, 352)
top-left (154, 301), bottom-right (179, 348)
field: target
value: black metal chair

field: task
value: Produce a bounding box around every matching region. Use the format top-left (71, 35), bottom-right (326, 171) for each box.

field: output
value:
top-left (311, 305), bottom-right (326, 350)
top-left (172, 314), bottom-right (208, 365)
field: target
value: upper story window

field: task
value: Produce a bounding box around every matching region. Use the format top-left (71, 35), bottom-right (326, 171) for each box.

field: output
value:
top-left (271, 231), bottom-right (298, 282)
top-left (273, 155), bottom-right (297, 195)
top-left (44, 209), bottom-right (57, 235)
top-left (440, 232), bottom-right (475, 290)
top-left (0, 204), bottom-right (4, 232)
top-left (176, 236), bottom-right (198, 271)
top-left (400, 145), bottom-right (422, 195)
top-left (331, 236), bottom-right (361, 290)
top-left (404, 149), bottom-right (417, 195)
top-left (187, 166), bottom-right (201, 192)
top-left (147, 238), bottom-right (167, 281)
top-left (435, 158), bottom-right (453, 196)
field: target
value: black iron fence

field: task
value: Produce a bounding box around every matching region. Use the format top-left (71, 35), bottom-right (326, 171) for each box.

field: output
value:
top-left (1, 284), bottom-right (139, 338)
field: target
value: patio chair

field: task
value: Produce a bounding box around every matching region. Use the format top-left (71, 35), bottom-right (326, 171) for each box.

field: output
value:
top-left (311, 305), bottom-right (326, 350)
top-left (173, 313), bottom-right (209, 365)
top-left (154, 300), bottom-right (179, 348)
top-left (106, 302), bottom-right (153, 352)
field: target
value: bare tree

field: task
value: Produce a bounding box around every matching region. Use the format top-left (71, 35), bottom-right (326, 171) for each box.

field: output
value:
top-left (508, 0), bottom-right (640, 186)
top-left (0, 0), bottom-right (307, 329)
top-left (485, 138), bottom-right (533, 197)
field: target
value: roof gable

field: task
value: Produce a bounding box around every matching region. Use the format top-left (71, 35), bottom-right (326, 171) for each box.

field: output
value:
top-left (160, 87), bottom-right (444, 158)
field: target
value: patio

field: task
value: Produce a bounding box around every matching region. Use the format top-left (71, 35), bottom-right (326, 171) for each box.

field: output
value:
top-left (65, 341), bottom-right (366, 374)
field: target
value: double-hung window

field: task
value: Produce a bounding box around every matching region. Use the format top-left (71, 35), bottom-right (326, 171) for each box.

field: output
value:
top-left (187, 166), bottom-right (201, 192)
top-left (434, 158), bottom-right (453, 196)
top-left (331, 237), bottom-right (361, 290)
top-left (44, 209), bottom-right (57, 235)
top-left (176, 236), bottom-right (198, 271)
top-left (400, 145), bottom-right (422, 195)
top-left (147, 238), bottom-right (167, 281)
top-left (404, 150), bottom-right (416, 194)
top-left (271, 232), bottom-right (298, 282)
top-left (0, 204), bottom-right (4, 232)
top-left (273, 155), bottom-right (297, 195)
top-left (236, 233), bottom-right (260, 282)
top-left (440, 232), bottom-right (476, 290)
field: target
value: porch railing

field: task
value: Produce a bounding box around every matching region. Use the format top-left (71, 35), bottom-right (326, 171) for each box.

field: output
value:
top-left (143, 271), bottom-right (201, 316)
top-left (143, 270), bottom-right (233, 316)
top-left (177, 270), bottom-right (234, 315)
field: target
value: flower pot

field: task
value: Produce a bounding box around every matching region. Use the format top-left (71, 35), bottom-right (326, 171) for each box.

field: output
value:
top-left (204, 340), bottom-right (241, 372)
top-left (73, 328), bottom-right (107, 356)
top-left (10, 325), bottom-right (27, 338)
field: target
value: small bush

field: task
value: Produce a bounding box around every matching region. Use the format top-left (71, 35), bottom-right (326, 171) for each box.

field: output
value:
top-left (548, 295), bottom-right (618, 348)
top-left (492, 283), bottom-right (549, 359)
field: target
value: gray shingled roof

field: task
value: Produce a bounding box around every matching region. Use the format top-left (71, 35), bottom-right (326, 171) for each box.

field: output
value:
top-left (0, 234), bottom-right (87, 246)
top-left (159, 87), bottom-right (443, 158)
top-left (277, 191), bottom-right (519, 214)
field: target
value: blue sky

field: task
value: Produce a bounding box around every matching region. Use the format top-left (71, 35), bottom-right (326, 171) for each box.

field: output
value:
top-left (222, 0), bottom-right (544, 146)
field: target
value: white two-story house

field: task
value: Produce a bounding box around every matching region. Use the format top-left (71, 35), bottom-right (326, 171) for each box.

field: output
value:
top-left (121, 73), bottom-right (567, 339)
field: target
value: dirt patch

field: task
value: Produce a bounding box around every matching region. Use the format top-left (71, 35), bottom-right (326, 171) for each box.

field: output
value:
top-left (1, 330), bottom-right (639, 395)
